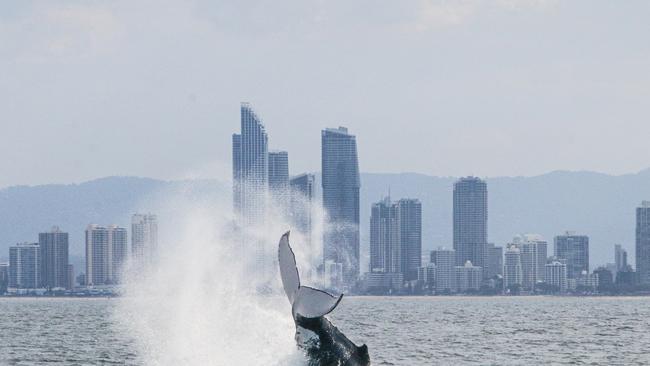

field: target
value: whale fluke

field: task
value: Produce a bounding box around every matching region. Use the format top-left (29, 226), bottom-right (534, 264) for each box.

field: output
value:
top-left (278, 231), bottom-right (343, 319)
top-left (278, 231), bottom-right (370, 366)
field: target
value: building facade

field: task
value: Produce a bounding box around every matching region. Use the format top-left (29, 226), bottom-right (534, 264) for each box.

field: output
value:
top-left (85, 225), bottom-right (128, 286)
top-left (486, 243), bottom-right (503, 279)
top-left (9, 243), bottom-right (40, 289)
top-left (268, 150), bottom-right (289, 204)
top-left (454, 261), bottom-right (482, 292)
top-left (289, 173), bottom-right (316, 269)
top-left (503, 245), bottom-right (522, 290)
top-left (453, 177), bottom-right (488, 276)
top-left (39, 227), bottom-right (69, 289)
top-left (554, 232), bottom-right (589, 279)
top-left (614, 244), bottom-right (628, 272)
top-left (131, 214), bottom-right (158, 264)
top-left (512, 234), bottom-right (547, 290)
top-left (636, 201), bottom-right (650, 284)
top-left (545, 261), bottom-right (568, 293)
top-left (322, 127), bottom-right (360, 287)
top-left (431, 248), bottom-right (455, 293)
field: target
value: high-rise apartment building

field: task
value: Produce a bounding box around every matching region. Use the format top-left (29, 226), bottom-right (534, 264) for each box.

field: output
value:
top-left (453, 177), bottom-right (488, 276)
top-left (85, 225), bottom-right (128, 286)
top-left (0, 263), bottom-right (8, 293)
top-left (454, 261), bottom-right (482, 292)
top-left (39, 227), bottom-right (69, 289)
top-left (268, 150), bottom-right (289, 204)
top-left (232, 103), bottom-right (271, 276)
top-left (369, 197), bottom-right (422, 282)
top-left (486, 243), bottom-right (503, 279)
top-left (398, 199), bottom-right (422, 281)
top-left (132, 214), bottom-right (158, 263)
top-left (614, 244), bottom-right (628, 272)
top-left (554, 232), bottom-right (589, 279)
top-left (9, 243), bottom-right (40, 289)
top-left (431, 248), bottom-right (455, 293)
top-left (322, 127), bottom-right (360, 287)
top-left (232, 102), bottom-right (269, 228)
top-left (545, 260), bottom-right (568, 293)
top-left (289, 173), bottom-right (316, 267)
top-left (636, 201), bottom-right (650, 284)
top-left (503, 245), bottom-right (522, 289)
top-left (512, 234), bottom-right (547, 290)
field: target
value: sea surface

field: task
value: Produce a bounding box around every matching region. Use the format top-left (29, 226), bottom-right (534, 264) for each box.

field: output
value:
top-left (1, 296), bottom-right (649, 365)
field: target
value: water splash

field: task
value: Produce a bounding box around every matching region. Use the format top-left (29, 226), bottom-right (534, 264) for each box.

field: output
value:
top-left (113, 188), bottom-right (311, 365)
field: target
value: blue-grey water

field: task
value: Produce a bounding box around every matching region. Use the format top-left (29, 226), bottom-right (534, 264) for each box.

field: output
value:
top-left (1, 296), bottom-right (649, 365)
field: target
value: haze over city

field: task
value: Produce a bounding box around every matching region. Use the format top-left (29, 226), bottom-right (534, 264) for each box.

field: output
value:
top-left (2, 0), bottom-right (650, 188)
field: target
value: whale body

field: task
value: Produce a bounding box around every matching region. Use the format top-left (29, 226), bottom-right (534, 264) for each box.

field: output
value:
top-left (278, 232), bottom-right (370, 366)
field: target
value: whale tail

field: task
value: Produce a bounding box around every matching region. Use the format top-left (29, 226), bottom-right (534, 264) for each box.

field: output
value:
top-left (278, 231), bottom-right (343, 319)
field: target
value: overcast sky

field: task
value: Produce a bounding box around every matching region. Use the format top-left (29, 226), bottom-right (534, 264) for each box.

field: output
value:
top-left (1, 0), bottom-right (649, 188)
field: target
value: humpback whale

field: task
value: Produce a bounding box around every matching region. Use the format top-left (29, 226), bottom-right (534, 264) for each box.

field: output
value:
top-left (278, 232), bottom-right (370, 366)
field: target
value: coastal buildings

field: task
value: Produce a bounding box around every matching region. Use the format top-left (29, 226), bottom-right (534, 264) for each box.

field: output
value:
top-left (486, 243), bottom-right (503, 279)
top-left (454, 261), bottom-right (482, 292)
top-left (369, 197), bottom-right (422, 282)
top-left (268, 150), bottom-right (289, 203)
top-left (614, 244), bottom-right (628, 272)
top-left (85, 225), bottom-right (127, 286)
top-left (503, 245), bottom-right (522, 290)
top-left (545, 261), bottom-right (568, 292)
top-left (453, 177), bottom-right (488, 276)
top-left (554, 232), bottom-right (589, 279)
top-left (322, 127), bottom-right (360, 287)
top-left (39, 227), bottom-right (69, 289)
top-left (431, 248), bottom-right (455, 293)
top-left (512, 234), bottom-right (547, 290)
top-left (290, 173), bottom-right (316, 268)
top-left (636, 201), bottom-right (650, 284)
top-left (131, 214), bottom-right (158, 264)
top-left (9, 243), bottom-right (40, 289)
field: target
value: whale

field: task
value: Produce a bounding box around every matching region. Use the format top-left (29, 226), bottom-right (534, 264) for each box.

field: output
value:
top-left (278, 231), bottom-right (370, 366)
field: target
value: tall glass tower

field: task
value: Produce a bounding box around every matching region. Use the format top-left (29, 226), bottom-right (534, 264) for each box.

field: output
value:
top-left (453, 177), bottom-right (488, 274)
top-left (39, 227), bottom-right (69, 289)
top-left (636, 201), bottom-right (650, 284)
top-left (233, 103), bottom-right (269, 228)
top-left (321, 127), bottom-right (360, 287)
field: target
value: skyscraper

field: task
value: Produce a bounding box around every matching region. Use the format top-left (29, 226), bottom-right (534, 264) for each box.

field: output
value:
top-left (453, 177), bottom-right (488, 276)
top-left (0, 263), bottom-right (8, 294)
top-left (512, 234), bottom-right (547, 290)
top-left (545, 261), bottom-right (568, 293)
top-left (636, 201), bottom-right (650, 284)
top-left (233, 103), bottom-right (275, 278)
top-left (85, 225), bottom-right (128, 286)
top-left (290, 173), bottom-right (316, 269)
top-left (232, 102), bottom-right (269, 228)
top-left (554, 232), bottom-right (589, 279)
top-left (268, 150), bottom-right (289, 204)
top-left (399, 199), bottom-right (422, 281)
top-left (369, 198), bottom-right (400, 274)
top-left (614, 244), bottom-right (628, 272)
top-left (39, 227), bottom-right (69, 290)
top-left (9, 243), bottom-right (40, 289)
top-left (132, 214), bottom-right (158, 264)
top-left (454, 261), bottom-right (482, 293)
top-left (322, 127), bottom-right (360, 287)
top-left (503, 245), bottom-right (522, 290)
top-left (486, 243), bottom-right (503, 279)
top-left (430, 248), bottom-right (455, 293)
top-left (369, 197), bottom-right (422, 282)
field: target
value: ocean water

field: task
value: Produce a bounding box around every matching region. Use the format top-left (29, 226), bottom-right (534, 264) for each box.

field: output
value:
top-left (1, 296), bottom-right (649, 365)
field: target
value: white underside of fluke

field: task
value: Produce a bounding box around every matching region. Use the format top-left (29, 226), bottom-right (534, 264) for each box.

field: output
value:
top-left (278, 231), bottom-right (343, 319)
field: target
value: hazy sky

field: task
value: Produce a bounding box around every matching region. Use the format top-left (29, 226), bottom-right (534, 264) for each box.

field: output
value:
top-left (2, 0), bottom-right (649, 188)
